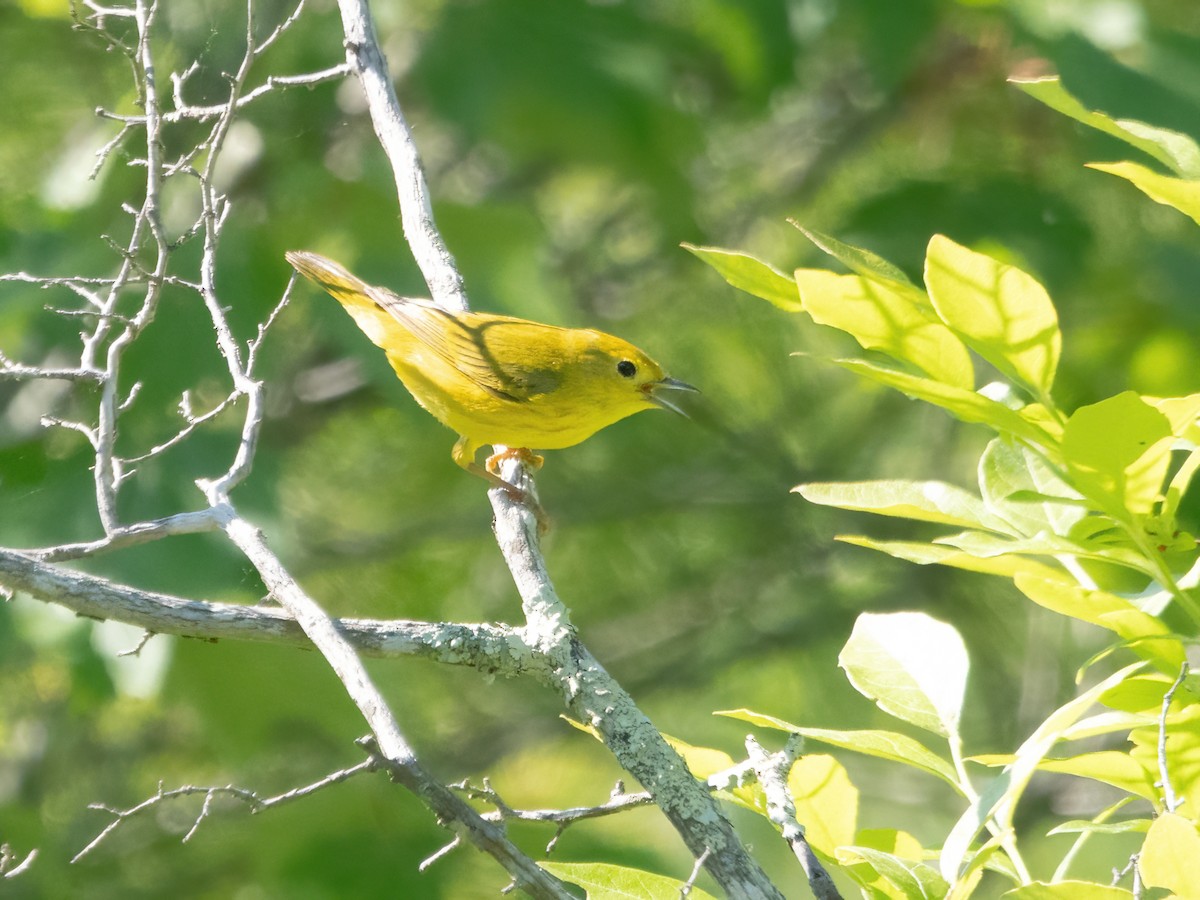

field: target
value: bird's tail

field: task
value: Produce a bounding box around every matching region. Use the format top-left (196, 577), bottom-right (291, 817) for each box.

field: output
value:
top-left (285, 250), bottom-right (376, 310)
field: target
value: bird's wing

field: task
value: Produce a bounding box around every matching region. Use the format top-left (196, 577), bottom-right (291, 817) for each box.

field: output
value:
top-left (372, 293), bottom-right (561, 402)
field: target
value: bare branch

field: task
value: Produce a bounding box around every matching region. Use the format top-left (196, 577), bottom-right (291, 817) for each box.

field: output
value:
top-left (0, 844), bottom-right (38, 880)
top-left (489, 457), bottom-right (784, 899)
top-left (160, 64), bottom-right (353, 123)
top-left (0, 351), bottom-right (104, 383)
top-left (419, 835), bottom-right (463, 872)
top-left (0, 545), bottom-right (538, 670)
top-left (1158, 662), bottom-right (1189, 814)
top-left (90, 122), bottom-right (135, 179)
top-left (334, 0), bottom-right (467, 311)
top-left (74, 756), bottom-right (380, 862)
top-left (254, 0), bottom-right (307, 55)
top-left (681, 848), bottom-right (712, 897)
top-left (122, 390), bottom-right (241, 464)
top-left (247, 277), bottom-right (296, 369)
top-left (40, 415), bottom-right (99, 447)
top-left (25, 510), bottom-right (220, 561)
top-left (208, 515), bottom-right (573, 898)
top-left (744, 735), bottom-right (841, 900)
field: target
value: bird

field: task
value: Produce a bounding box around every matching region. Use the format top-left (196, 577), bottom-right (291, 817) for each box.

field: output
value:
top-left (286, 250), bottom-right (697, 507)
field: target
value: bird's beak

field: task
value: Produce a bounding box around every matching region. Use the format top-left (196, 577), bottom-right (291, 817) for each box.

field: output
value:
top-left (645, 376), bottom-right (699, 417)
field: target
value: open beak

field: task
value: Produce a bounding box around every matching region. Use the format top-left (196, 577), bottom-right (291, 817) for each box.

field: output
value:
top-left (645, 376), bottom-right (699, 417)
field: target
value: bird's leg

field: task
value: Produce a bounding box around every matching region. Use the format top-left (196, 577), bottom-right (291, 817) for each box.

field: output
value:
top-left (486, 447), bottom-right (544, 474)
top-left (453, 437), bottom-right (549, 532)
top-left (485, 448), bottom-right (550, 534)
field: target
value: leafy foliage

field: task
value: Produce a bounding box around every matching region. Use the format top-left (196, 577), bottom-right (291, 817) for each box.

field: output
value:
top-left (6, 0), bottom-right (1200, 897)
top-left (686, 90), bottom-right (1200, 896)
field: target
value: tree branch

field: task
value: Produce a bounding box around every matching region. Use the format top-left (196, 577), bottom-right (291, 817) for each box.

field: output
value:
top-left (334, 0), bottom-right (467, 311)
top-left (745, 735), bottom-right (841, 900)
top-left (490, 460), bottom-right (785, 899)
top-left (0, 546), bottom-right (538, 671)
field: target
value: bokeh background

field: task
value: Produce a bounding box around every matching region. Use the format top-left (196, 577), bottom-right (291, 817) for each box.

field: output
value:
top-left (3, 0), bottom-right (1200, 896)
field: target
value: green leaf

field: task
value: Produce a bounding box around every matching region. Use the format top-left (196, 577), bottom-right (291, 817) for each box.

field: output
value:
top-left (789, 754), bottom-right (859, 854)
top-left (539, 862), bottom-right (719, 900)
top-left (838, 847), bottom-right (949, 900)
top-left (795, 480), bottom-right (1012, 531)
top-left (839, 612), bottom-right (968, 738)
top-left (1147, 393), bottom-right (1200, 440)
top-left (791, 222), bottom-right (917, 286)
top-left (1059, 711), bottom-right (1161, 742)
top-left (1031, 752), bottom-right (1158, 801)
top-left (1002, 882), bottom-right (1132, 900)
top-left (978, 438), bottom-right (1085, 538)
top-left (682, 243), bottom-right (801, 310)
top-left (1139, 813), bottom-right (1200, 896)
top-left (1061, 392), bottom-right (1173, 518)
top-left (1088, 162), bottom-right (1200, 226)
top-left (1013, 574), bottom-right (1183, 672)
top-left (967, 751), bottom-right (1157, 801)
top-left (828, 357), bottom-right (1056, 445)
top-left (939, 662), bottom-right (1143, 883)
top-left (794, 268), bottom-right (974, 388)
top-left (1010, 76), bottom-right (1200, 178)
top-left (924, 235), bottom-right (1061, 397)
top-left (1048, 818), bottom-right (1149, 837)
top-left (717, 709), bottom-right (959, 787)
top-left (836, 536), bottom-right (1066, 580)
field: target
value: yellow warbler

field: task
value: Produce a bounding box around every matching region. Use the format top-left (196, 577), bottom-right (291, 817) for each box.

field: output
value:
top-left (286, 251), bottom-right (696, 496)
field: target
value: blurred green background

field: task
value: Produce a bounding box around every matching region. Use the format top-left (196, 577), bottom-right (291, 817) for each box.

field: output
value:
top-left (2, 0), bottom-right (1200, 896)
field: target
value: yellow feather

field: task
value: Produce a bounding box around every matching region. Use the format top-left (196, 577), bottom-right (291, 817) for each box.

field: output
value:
top-left (286, 250), bottom-right (696, 486)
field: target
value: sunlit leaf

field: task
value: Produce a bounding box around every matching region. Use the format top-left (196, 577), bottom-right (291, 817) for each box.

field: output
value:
top-left (924, 235), bottom-right (1061, 397)
top-left (540, 862), bottom-right (719, 900)
top-left (1087, 162), bottom-right (1200, 226)
top-left (940, 662), bottom-right (1143, 882)
top-left (789, 754), bottom-right (859, 854)
top-left (1138, 813), bottom-right (1200, 897)
top-left (1013, 574), bottom-right (1182, 671)
top-left (1001, 882), bottom-right (1132, 900)
top-left (717, 709), bottom-right (958, 786)
top-left (838, 846), bottom-right (949, 900)
top-left (1048, 818), bottom-right (1149, 837)
top-left (839, 612), bottom-right (967, 738)
top-left (835, 536), bottom-right (1065, 580)
top-left (791, 222), bottom-right (919, 287)
top-left (1061, 392), bottom-right (1173, 518)
top-left (1010, 76), bottom-right (1200, 178)
top-left (1058, 711), bottom-right (1160, 742)
top-left (827, 357), bottom-right (1055, 445)
top-left (970, 751), bottom-right (1157, 801)
top-left (978, 438), bottom-right (1084, 538)
top-left (683, 243), bottom-right (801, 310)
top-left (795, 480), bottom-right (1011, 531)
top-left (794, 268), bottom-right (973, 388)
top-left (1147, 393), bottom-right (1200, 441)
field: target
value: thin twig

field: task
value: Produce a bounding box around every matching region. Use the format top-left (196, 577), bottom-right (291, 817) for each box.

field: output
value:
top-left (73, 757), bottom-right (378, 862)
top-left (0, 845), bottom-right (38, 880)
top-left (0, 353), bottom-right (104, 383)
top-left (1157, 662), bottom-right (1189, 813)
top-left (681, 848), bottom-right (711, 898)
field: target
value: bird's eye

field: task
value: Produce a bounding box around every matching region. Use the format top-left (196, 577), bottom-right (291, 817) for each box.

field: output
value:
top-left (617, 359), bottom-right (637, 378)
